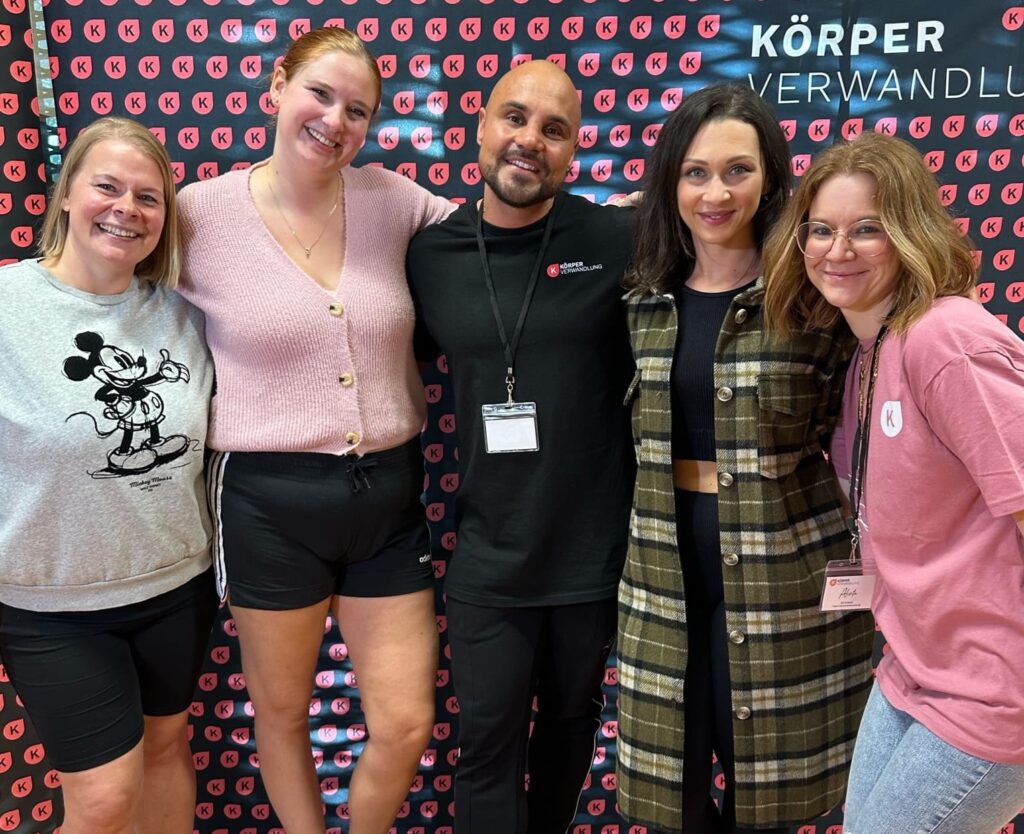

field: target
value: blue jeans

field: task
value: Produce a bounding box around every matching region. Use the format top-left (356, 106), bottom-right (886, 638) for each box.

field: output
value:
top-left (844, 682), bottom-right (1024, 834)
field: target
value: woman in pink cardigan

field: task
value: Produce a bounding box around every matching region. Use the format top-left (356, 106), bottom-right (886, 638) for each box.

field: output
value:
top-left (177, 27), bottom-right (452, 834)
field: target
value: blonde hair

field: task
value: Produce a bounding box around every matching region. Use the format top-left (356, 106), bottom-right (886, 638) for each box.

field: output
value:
top-left (39, 117), bottom-right (180, 288)
top-left (763, 131), bottom-right (976, 337)
top-left (277, 27), bottom-right (382, 114)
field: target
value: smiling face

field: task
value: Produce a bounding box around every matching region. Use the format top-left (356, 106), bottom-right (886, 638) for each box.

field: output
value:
top-left (676, 118), bottom-right (765, 253)
top-left (56, 138), bottom-right (167, 291)
top-left (271, 49), bottom-right (376, 176)
top-left (477, 61), bottom-right (580, 227)
top-left (95, 345), bottom-right (147, 387)
top-left (804, 172), bottom-right (901, 339)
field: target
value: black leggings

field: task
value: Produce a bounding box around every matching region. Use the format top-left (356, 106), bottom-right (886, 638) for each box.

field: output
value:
top-left (676, 489), bottom-right (787, 834)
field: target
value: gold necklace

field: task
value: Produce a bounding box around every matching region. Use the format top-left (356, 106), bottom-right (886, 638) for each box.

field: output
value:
top-left (858, 349), bottom-right (869, 420)
top-left (687, 249), bottom-right (760, 291)
top-left (266, 168), bottom-right (341, 259)
top-left (858, 337), bottom-right (882, 420)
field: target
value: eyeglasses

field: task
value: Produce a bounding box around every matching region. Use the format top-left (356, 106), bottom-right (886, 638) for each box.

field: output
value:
top-left (795, 220), bottom-right (890, 258)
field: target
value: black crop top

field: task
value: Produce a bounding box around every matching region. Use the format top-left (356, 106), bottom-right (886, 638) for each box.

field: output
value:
top-left (671, 278), bottom-right (757, 461)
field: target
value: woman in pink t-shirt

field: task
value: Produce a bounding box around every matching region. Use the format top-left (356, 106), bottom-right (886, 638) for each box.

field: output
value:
top-left (763, 132), bottom-right (1024, 833)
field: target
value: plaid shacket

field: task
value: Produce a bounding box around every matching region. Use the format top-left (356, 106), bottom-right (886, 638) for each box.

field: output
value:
top-left (616, 282), bottom-right (875, 830)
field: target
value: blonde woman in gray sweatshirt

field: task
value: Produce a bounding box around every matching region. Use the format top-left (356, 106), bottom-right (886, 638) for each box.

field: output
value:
top-left (0, 117), bottom-right (215, 834)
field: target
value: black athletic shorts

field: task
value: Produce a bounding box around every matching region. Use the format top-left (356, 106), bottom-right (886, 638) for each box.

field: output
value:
top-left (208, 437), bottom-right (435, 610)
top-left (0, 567), bottom-right (217, 773)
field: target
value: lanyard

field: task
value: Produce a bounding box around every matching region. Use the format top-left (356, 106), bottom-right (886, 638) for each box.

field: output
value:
top-left (847, 325), bottom-right (887, 562)
top-left (475, 192), bottom-right (562, 404)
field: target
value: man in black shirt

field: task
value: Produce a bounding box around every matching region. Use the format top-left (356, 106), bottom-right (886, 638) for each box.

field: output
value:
top-left (407, 60), bottom-right (635, 834)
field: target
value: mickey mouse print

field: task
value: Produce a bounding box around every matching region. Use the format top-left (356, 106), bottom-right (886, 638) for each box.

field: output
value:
top-left (62, 330), bottom-right (195, 478)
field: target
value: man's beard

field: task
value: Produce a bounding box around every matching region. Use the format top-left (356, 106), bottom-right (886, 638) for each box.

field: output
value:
top-left (479, 156), bottom-right (560, 209)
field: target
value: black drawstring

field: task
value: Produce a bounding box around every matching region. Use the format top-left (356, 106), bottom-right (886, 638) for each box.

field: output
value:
top-left (345, 457), bottom-right (377, 493)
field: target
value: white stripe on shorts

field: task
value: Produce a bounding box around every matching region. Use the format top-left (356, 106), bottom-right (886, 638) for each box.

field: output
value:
top-left (206, 450), bottom-right (231, 601)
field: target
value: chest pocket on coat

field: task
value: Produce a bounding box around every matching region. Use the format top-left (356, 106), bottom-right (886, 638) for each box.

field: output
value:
top-left (756, 372), bottom-right (821, 479)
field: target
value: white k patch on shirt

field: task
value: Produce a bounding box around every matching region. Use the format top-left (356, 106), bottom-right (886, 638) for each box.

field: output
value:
top-left (880, 400), bottom-right (903, 437)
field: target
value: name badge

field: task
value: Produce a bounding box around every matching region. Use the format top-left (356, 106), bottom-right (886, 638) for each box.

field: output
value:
top-left (482, 402), bottom-right (539, 453)
top-left (819, 560), bottom-right (876, 612)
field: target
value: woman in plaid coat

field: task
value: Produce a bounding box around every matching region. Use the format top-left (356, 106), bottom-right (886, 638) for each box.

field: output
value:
top-left (615, 84), bottom-right (875, 832)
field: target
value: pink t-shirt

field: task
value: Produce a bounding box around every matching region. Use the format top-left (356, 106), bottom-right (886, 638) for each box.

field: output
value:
top-left (832, 296), bottom-right (1024, 764)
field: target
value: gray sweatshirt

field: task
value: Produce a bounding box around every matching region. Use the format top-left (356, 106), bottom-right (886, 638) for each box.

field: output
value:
top-left (0, 260), bottom-right (213, 611)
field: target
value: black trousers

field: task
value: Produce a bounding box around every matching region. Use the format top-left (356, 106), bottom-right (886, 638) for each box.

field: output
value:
top-left (676, 490), bottom-right (787, 834)
top-left (445, 596), bottom-right (617, 834)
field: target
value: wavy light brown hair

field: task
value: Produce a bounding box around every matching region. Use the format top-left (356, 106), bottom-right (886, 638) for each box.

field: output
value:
top-left (276, 26), bottom-right (382, 114)
top-left (763, 131), bottom-right (977, 337)
top-left (39, 117), bottom-right (180, 288)
top-left (625, 83), bottom-right (792, 294)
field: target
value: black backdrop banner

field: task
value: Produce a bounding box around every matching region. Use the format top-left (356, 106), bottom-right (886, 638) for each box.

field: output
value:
top-left (1, 2), bottom-right (1022, 833)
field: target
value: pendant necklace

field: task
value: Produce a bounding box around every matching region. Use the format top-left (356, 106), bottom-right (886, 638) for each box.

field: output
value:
top-left (266, 168), bottom-right (341, 259)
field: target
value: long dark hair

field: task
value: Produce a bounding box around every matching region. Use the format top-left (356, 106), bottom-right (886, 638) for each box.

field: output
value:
top-left (625, 83), bottom-right (791, 294)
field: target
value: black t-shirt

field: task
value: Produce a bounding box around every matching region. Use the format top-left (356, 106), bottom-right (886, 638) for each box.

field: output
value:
top-left (407, 193), bottom-right (636, 606)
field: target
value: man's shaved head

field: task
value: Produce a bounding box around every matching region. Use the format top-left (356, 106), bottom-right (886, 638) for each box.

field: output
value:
top-left (477, 61), bottom-right (581, 225)
top-left (483, 60), bottom-right (582, 129)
